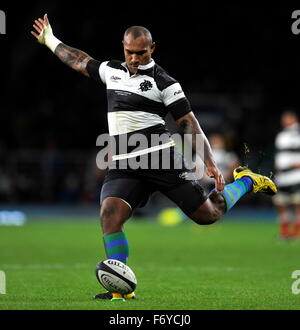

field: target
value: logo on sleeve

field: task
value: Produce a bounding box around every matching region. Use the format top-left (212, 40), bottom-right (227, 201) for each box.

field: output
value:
top-left (174, 90), bottom-right (183, 96)
top-left (139, 80), bottom-right (153, 92)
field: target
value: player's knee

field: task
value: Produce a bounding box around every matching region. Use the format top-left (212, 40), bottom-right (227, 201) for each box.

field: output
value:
top-left (100, 198), bottom-right (131, 233)
top-left (189, 202), bottom-right (222, 225)
top-left (100, 205), bottom-right (124, 234)
top-left (100, 205), bottom-right (116, 222)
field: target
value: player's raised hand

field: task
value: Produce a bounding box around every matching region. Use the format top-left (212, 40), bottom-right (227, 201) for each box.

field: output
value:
top-left (31, 14), bottom-right (52, 45)
top-left (30, 14), bottom-right (61, 53)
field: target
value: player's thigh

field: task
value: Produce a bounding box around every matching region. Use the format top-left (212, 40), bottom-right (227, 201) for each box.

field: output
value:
top-left (100, 176), bottom-right (150, 216)
top-left (162, 180), bottom-right (208, 219)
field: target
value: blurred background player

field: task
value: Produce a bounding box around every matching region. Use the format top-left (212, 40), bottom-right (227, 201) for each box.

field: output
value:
top-left (273, 110), bottom-right (300, 240)
top-left (200, 133), bottom-right (240, 192)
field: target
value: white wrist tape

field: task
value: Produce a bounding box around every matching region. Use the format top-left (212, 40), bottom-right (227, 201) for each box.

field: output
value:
top-left (39, 24), bottom-right (61, 53)
top-left (45, 34), bottom-right (61, 53)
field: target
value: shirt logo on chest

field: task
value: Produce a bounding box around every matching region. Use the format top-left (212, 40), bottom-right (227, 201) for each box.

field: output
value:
top-left (139, 80), bottom-right (153, 92)
top-left (110, 76), bottom-right (121, 82)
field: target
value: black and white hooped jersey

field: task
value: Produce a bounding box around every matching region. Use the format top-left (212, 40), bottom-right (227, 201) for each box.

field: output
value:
top-left (87, 59), bottom-right (191, 160)
top-left (274, 123), bottom-right (300, 188)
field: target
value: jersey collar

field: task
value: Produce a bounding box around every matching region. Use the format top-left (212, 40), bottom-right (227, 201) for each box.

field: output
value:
top-left (137, 59), bottom-right (155, 76)
top-left (123, 59), bottom-right (155, 76)
top-left (137, 59), bottom-right (155, 71)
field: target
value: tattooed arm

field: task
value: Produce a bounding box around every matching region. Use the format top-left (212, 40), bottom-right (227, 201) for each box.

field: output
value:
top-left (31, 14), bottom-right (92, 77)
top-left (54, 44), bottom-right (92, 77)
top-left (176, 112), bottom-right (225, 192)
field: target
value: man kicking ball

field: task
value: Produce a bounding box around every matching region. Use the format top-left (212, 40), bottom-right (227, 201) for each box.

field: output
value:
top-left (31, 14), bottom-right (277, 301)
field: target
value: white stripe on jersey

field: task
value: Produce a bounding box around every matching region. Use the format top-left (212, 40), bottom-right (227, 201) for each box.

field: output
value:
top-left (161, 83), bottom-right (185, 106)
top-left (275, 124), bottom-right (300, 170)
top-left (275, 152), bottom-right (300, 170)
top-left (275, 124), bottom-right (300, 150)
top-left (99, 61), bottom-right (108, 84)
top-left (107, 76), bottom-right (161, 104)
top-left (103, 68), bottom-right (185, 105)
top-left (275, 123), bottom-right (300, 187)
top-left (108, 111), bottom-right (165, 136)
top-left (276, 169), bottom-right (300, 187)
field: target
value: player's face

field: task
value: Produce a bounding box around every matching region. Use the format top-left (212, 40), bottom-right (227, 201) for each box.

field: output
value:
top-left (281, 113), bottom-right (298, 128)
top-left (123, 34), bottom-right (155, 74)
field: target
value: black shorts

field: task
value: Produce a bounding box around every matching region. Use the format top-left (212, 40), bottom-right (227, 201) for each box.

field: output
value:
top-left (100, 147), bottom-right (207, 216)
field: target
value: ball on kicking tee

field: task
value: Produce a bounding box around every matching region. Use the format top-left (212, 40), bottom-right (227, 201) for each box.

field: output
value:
top-left (95, 259), bottom-right (137, 295)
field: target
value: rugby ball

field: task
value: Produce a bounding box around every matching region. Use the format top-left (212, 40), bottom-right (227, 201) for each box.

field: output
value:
top-left (95, 259), bottom-right (137, 294)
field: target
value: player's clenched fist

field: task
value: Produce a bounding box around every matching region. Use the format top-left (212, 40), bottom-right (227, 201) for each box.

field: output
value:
top-left (31, 14), bottom-right (61, 52)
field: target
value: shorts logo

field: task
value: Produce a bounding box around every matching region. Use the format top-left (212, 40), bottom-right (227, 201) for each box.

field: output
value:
top-left (139, 80), bottom-right (153, 92)
top-left (179, 172), bottom-right (189, 180)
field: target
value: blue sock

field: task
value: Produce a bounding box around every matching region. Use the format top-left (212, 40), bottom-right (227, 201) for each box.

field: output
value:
top-left (211, 177), bottom-right (253, 212)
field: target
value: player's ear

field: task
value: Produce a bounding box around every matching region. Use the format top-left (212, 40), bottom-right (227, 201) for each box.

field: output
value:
top-left (150, 42), bottom-right (156, 53)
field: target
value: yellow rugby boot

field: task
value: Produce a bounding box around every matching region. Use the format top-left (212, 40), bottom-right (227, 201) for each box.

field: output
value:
top-left (93, 291), bottom-right (136, 301)
top-left (233, 166), bottom-right (277, 195)
top-left (123, 292), bottom-right (136, 299)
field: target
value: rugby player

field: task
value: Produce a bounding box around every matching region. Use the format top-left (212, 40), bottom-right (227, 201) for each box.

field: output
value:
top-left (273, 111), bottom-right (300, 240)
top-left (31, 14), bottom-right (277, 301)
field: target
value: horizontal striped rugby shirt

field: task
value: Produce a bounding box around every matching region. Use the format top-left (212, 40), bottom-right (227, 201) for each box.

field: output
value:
top-left (87, 59), bottom-right (191, 160)
top-left (274, 123), bottom-right (300, 188)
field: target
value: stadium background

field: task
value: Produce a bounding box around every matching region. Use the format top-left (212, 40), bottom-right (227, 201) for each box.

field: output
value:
top-left (0, 2), bottom-right (299, 212)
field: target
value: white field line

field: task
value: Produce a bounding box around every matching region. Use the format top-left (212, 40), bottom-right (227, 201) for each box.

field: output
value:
top-left (0, 263), bottom-right (89, 270)
top-left (1, 264), bottom-right (240, 272)
top-left (134, 265), bottom-right (240, 272)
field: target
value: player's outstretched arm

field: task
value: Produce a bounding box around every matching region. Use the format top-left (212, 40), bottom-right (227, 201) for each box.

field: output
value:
top-left (31, 14), bottom-right (93, 77)
top-left (176, 112), bottom-right (225, 193)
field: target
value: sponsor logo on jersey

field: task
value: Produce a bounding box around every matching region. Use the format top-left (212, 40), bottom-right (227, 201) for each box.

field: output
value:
top-left (110, 76), bottom-right (121, 82)
top-left (115, 90), bottom-right (132, 96)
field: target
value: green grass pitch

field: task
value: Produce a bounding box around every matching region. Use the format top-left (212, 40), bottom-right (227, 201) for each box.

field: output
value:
top-left (0, 216), bottom-right (299, 310)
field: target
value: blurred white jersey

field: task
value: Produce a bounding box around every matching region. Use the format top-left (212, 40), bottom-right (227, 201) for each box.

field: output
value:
top-left (274, 123), bottom-right (300, 188)
top-left (212, 148), bottom-right (238, 175)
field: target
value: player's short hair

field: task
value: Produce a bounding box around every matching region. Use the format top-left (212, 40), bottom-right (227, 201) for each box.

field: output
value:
top-left (282, 108), bottom-right (299, 121)
top-left (123, 26), bottom-right (153, 45)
